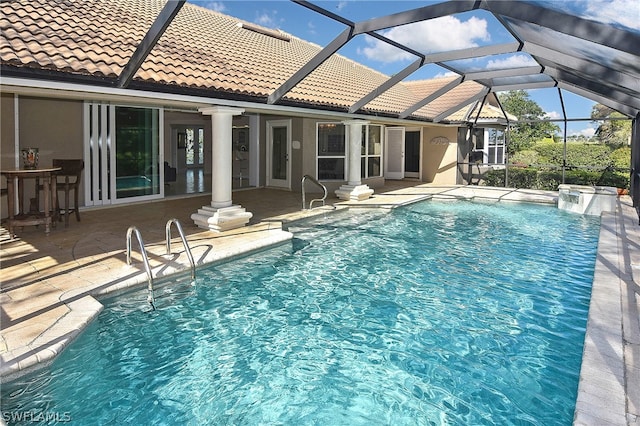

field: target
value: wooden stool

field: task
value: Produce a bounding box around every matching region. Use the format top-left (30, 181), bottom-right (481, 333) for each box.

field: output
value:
top-left (53, 159), bottom-right (84, 227)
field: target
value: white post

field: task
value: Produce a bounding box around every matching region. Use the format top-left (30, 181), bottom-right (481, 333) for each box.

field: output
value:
top-left (191, 106), bottom-right (253, 232)
top-left (335, 120), bottom-right (374, 201)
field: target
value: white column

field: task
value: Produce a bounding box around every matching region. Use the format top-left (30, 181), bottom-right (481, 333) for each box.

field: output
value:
top-left (335, 120), bottom-right (374, 201)
top-left (191, 106), bottom-right (253, 232)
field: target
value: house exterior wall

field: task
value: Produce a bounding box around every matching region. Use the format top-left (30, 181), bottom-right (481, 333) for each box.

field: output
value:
top-left (422, 126), bottom-right (458, 184)
top-left (3, 94), bottom-right (82, 162)
top-left (19, 96), bottom-right (84, 165)
top-left (1, 93), bottom-right (16, 219)
top-left (1, 90), bottom-right (465, 220)
top-left (302, 118), bottom-right (318, 189)
top-left (1, 94), bottom-right (84, 217)
top-left (1, 93), bottom-right (16, 170)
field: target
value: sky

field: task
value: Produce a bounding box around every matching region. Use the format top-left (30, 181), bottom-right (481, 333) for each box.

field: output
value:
top-left (188, 0), bottom-right (639, 137)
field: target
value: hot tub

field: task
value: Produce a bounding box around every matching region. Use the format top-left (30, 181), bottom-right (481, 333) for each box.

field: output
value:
top-left (557, 184), bottom-right (617, 216)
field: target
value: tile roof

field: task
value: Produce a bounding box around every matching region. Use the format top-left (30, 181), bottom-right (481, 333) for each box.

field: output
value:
top-left (0, 0), bottom-right (507, 123)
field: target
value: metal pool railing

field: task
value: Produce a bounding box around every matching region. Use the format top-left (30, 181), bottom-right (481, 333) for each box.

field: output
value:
top-left (126, 219), bottom-right (196, 310)
top-left (301, 174), bottom-right (328, 210)
top-left (125, 226), bottom-right (155, 308)
top-left (165, 218), bottom-right (196, 280)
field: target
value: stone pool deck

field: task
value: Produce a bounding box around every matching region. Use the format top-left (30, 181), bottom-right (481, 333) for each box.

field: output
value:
top-left (0, 183), bottom-right (638, 425)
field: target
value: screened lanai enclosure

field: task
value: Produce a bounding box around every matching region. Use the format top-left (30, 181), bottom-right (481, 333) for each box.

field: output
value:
top-left (2, 0), bottom-right (639, 213)
top-left (99, 0), bottom-right (640, 214)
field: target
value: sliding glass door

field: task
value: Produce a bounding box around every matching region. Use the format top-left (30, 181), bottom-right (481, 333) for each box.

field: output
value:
top-left (114, 107), bottom-right (161, 199)
top-left (85, 103), bottom-right (163, 205)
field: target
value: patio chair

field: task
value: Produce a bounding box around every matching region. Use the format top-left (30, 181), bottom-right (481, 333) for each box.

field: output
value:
top-left (164, 161), bottom-right (177, 184)
top-left (53, 159), bottom-right (84, 227)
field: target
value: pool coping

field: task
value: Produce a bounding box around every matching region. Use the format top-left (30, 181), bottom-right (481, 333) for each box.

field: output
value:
top-left (0, 222), bottom-right (294, 381)
top-left (0, 185), bottom-right (637, 425)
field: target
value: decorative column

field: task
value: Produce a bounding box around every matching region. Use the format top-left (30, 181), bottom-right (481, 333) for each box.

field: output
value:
top-left (191, 106), bottom-right (253, 232)
top-left (335, 120), bottom-right (374, 201)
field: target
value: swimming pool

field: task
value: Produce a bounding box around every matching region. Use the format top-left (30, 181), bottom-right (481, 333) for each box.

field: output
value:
top-left (1, 201), bottom-right (600, 425)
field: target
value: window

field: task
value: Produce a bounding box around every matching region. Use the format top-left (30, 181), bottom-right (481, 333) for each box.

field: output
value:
top-left (361, 125), bottom-right (383, 178)
top-left (317, 122), bottom-right (345, 180)
top-left (468, 127), bottom-right (505, 165)
top-left (487, 128), bottom-right (506, 165)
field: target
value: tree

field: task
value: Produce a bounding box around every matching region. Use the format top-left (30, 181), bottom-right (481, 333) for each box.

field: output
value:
top-left (591, 104), bottom-right (631, 148)
top-left (498, 90), bottom-right (560, 154)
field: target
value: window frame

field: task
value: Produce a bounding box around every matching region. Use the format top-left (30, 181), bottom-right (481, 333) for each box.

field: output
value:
top-left (361, 124), bottom-right (384, 179)
top-left (316, 122), bottom-right (347, 181)
top-left (486, 127), bottom-right (506, 165)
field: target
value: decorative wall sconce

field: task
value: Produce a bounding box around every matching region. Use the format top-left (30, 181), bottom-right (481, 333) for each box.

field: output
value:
top-left (430, 136), bottom-right (450, 145)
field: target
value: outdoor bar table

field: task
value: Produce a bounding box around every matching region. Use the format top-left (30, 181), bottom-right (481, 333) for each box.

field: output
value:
top-left (1, 167), bottom-right (61, 237)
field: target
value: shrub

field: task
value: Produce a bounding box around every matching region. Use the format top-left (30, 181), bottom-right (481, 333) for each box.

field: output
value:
top-left (509, 168), bottom-right (539, 188)
top-left (533, 143), bottom-right (611, 169)
top-left (484, 168), bottom-right (536, 189)
top-left (598, 170), bottom-right (630, 189)
top-left (563, 170), bottom-right (601, 186)
top-left (483, 142), bottom-right (631, 190)
top-left (482, 167), bottom-right (630, 190)
top-left (509, 150), bottom-right (539, 167)
top-left (537, 170), bottom-right (562, 190)
top-left (484, 168), bottom-right (505, 187)
top-left (610, 147), bottom-right (631, 170)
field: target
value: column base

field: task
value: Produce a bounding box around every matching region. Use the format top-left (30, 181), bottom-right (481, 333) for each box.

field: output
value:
top-left (335, 184), bottom-right (374, 201)
top-left (191, 204), bottom-right (253, 232)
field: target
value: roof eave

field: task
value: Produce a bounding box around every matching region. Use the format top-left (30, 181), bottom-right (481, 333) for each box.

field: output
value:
top-left (1, 74), bottom-right (446, 127)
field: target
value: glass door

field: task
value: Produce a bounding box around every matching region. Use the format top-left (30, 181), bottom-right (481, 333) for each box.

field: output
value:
top-left (85, 103), bottom-right (163, 205)
top-left (267, 120), bottom-right (291, 189)
top-left (184, 127), bottom-right (204, 167)
top-left (384, 127), bottom-right (405, 179)
top-left (404, 130), bottom-right (421, 178)
top-left (113, 106), bottom-right (161, 200)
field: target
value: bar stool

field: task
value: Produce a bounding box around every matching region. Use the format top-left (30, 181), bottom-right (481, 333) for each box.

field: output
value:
top-left (53, 159), bottom-right (84, 227)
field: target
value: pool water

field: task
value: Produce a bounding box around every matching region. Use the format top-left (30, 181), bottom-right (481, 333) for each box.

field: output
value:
top-left (1, 201), bottom-right (600, 425)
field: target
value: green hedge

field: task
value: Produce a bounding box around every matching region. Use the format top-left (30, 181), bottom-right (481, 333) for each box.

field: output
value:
top-left (610, 147), bottom-right (631, 169)
top-left (532, 143), bottom-right (612, 169)
top-left (484, 143), bottom-right (631, 190)
top-left (484, 167), bottom-right (630, 190)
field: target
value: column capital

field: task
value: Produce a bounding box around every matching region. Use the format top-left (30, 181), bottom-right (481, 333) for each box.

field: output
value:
top-left (341, 119), bottom-right (370, 126)
top-left (198, 106), bottom-right (245, 116)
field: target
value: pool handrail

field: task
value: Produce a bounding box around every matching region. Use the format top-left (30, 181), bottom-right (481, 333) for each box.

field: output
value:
top-left (126, 226), bottom-right (155, 308)
top-left (301, 174), bottom-right (327, 210)
top-left (165, 218), bottom-right (196, 280)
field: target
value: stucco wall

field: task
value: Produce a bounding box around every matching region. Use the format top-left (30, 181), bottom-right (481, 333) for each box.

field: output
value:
top-left (1, 94), bottom-right (84, 218)
top-left (422, 127), bottom-right (459, 184)
top-left (19, 96), bottom-right (84, 166)
top-left (1, 93), bottom-right (16, 171)
top-left (1, 93), bottom-right (16, 218)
